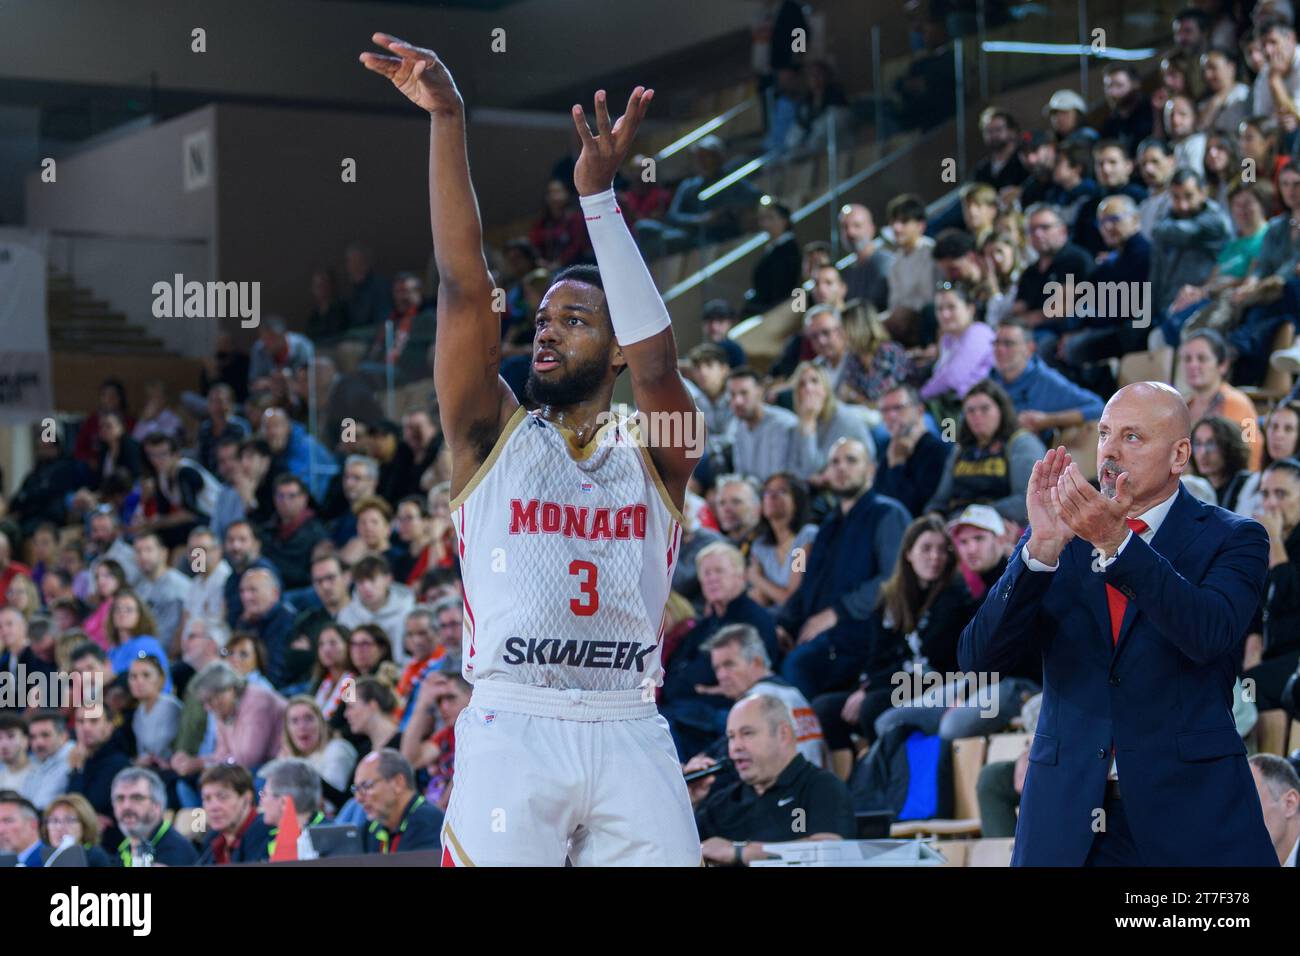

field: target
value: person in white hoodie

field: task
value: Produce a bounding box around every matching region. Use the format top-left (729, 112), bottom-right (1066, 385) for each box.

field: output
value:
top-left (337, 555), bottom-right (415, 665)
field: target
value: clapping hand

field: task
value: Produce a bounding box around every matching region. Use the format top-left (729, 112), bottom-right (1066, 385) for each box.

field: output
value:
top-left (1054, 460), bottom-right (1133, 557)
top-left (1024, 447), bottom-right (1076, 565)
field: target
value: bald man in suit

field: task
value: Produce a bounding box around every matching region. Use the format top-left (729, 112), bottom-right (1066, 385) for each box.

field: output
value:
top-left (961, 382), bottom-right (1276, 865)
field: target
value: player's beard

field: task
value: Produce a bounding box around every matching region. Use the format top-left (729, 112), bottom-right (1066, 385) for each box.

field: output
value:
top-left (526, 353), bottom-right (608, 407)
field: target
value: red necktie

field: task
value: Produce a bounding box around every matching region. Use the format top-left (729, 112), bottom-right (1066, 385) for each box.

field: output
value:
top-left (1105, 518), bottom-right (1150, 644)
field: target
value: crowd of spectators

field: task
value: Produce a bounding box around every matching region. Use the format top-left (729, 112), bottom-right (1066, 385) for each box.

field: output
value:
top-left (2, 2), bottom-right (1300, 867)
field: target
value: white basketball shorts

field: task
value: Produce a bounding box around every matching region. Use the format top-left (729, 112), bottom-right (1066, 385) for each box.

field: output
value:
top-left (440, 681), bottom-right (701, 866)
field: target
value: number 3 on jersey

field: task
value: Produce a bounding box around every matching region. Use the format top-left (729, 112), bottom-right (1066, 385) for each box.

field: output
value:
top-left (569, 560), bottom-right (599, 616)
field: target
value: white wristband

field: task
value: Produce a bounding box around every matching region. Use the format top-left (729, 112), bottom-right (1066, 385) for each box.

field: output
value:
top-left (578, 188), bottom-right (672, 346)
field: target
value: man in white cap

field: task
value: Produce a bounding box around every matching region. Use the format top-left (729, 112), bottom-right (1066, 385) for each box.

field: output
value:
top-left (634, 134), bottom-right (760, 257)
top-left (1044, 89), bottom-right (1098, 145)
top-left (947, 504), bottom-right (1010, 603)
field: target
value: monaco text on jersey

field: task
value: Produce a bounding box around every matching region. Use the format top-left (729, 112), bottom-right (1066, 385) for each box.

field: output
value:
top-left (507, 498), bottom-right (649, 540)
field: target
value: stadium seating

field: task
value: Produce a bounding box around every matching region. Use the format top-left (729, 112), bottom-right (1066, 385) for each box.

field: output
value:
top-left (890, 735), bottom-right (987, 838)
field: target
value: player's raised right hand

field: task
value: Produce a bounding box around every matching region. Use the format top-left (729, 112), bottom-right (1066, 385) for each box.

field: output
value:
top-left (360, 33), bottom-right (463, 117)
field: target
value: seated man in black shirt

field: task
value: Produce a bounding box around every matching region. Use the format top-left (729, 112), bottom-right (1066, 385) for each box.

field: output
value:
top-left (355, 749), bottom-right (443, 855)
top-left (1013, 202), bottom-right (1094, 359)
top-left (684, 695), bottom-right (855, 865)
top-left (872, 385), bottom-right (949, 516)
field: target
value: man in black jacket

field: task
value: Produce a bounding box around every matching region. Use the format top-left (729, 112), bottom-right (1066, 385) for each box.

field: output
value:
top-left (685, 695), bottom-right (854, 865)
top-left (9, 429), bottom-right (88, 536)
top-left (872, 385), bottom-right (950, 516)
top-left (66, 706), bottom-right (132, 848)
top-left (779, 438), bottom-right (909, 700)
top-left (259, 474), bottom-right (326, 592)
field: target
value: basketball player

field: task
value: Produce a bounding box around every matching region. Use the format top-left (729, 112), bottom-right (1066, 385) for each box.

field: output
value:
top-left (362, 33), bottom-right (704, 865)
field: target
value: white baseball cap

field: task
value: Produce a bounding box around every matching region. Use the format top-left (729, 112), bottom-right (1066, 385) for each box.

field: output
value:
top-left (946, 504), bottom-right (1006, 537)
top-left (1044, 90), bottom-right (1088, 115)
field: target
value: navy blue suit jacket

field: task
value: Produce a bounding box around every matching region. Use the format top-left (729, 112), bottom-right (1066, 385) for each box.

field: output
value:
top-left (959, 487), bottom-right (1276, 866)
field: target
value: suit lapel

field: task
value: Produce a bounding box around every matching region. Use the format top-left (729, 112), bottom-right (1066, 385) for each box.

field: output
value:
top-left (1113, 487), bottom-right (1208, 657)
top-left (1062, 537), bottom-right (1114, 652)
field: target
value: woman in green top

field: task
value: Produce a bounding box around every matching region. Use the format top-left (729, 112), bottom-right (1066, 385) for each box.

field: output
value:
top-left (1219, 179), bottom-right (1270, 277)
top-left (1169, 180), bottom-right (1270, 323)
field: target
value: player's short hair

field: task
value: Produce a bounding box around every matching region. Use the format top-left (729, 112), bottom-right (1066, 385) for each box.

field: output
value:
top-left (551, 264), bottom-right (604, 295)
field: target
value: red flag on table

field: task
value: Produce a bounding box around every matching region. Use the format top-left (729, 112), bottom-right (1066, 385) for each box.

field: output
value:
top-left (272, 795), bottom-right (300, 862)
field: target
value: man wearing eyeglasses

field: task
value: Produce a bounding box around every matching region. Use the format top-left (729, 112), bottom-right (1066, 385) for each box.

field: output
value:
top-left (259, 758), bottom-right (328, 858)
top-left (871, 384), bottom-right (949, 516)
top-left (111, 768), bottom-right (198, 867)
top-left (1056, 194), bottom-right (1153, 390)
top-left (354, 749), bottom-right (442, 856)
top-left (1013, 203), bottom-right (1095, 357)
top-left (1072, 141), bottom-right (1149, 256)
top-left (991, 317), bottom-right (1105, 444)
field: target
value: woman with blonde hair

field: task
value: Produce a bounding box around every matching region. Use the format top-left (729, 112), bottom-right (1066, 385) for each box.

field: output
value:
top-left (980, 232), bottom-right (1023, 326)
top-left (789, 357), bottom-right (873, 484)
top-left (279, 694), bottom-right (358, 813)
top-left (838, 302), bottom-right (912, 406)
top-left (43, 793), bottom-right (114, 866)
top-left (4, 574), bottom-right (39, 621)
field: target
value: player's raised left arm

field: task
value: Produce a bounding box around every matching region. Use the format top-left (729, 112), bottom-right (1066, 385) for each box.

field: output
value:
top-left (570, 88), bottom-right (703, 506)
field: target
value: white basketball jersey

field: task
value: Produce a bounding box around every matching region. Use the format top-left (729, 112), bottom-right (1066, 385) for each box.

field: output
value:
top-left (450, 406), bottom-right (683, 693)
